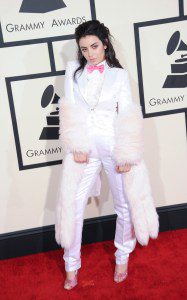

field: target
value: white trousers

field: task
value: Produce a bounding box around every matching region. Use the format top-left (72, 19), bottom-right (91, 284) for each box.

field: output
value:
top-left (63, 131), bottom-right (137, 272)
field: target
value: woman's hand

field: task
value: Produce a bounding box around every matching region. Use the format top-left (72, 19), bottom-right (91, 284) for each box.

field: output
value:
top-left (73, 151), bottom-right (89, 163)
top-left (115, 163), bottom-right (132, 173)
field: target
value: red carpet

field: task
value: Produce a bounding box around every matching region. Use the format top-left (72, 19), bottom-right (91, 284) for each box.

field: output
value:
top-left (0, 228), bottom-right (187, 300)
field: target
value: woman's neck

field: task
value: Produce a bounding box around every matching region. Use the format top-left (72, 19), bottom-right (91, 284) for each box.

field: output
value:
top-left (87, 58), bottom-right (106, 66)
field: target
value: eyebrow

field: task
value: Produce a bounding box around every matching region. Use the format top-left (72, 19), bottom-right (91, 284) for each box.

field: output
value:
top-left (80, 42), bottom-right (98, 49)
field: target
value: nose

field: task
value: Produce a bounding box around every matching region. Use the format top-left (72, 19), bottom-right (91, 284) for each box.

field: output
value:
top-left (88, 48), bottom-right (94, 57)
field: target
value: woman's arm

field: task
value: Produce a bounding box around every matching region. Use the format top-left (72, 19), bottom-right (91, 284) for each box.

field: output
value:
top-left (117, 69), bottom-right (134, 112)
top-left (63, 61), bottom-right (75, 104)
top-left (59, 61), bottom-right (90, 157)
top-left (112, 69), bottom-right (144, 168)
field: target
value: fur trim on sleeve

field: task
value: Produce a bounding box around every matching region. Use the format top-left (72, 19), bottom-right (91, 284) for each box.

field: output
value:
top-left (59, 98), bottom-right (90, 153)
top-left (112, 103), bottom-right (144, 166)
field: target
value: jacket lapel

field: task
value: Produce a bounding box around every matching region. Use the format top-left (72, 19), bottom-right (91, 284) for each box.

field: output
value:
top-left (76, 62), bottom-right (115, 106)
top-left (100, 64), bottom-right (116, 102)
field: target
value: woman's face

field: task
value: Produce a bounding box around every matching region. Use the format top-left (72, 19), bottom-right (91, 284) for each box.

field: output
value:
top-left (79, 35), bottom-right (106, 65)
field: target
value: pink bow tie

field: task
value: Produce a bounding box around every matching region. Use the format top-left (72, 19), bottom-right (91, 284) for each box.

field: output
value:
top-left (86, 64), bottom-right (105, 74)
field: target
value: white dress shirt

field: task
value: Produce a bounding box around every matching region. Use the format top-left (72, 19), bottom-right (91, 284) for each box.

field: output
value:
top-left (84, 59), bottom-right (116, 138)
top-left (85, 59), bottom-right (106, 109)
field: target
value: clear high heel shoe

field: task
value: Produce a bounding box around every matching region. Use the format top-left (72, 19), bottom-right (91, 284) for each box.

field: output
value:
top-left (114, 263), bottom-right (128, 283)
top-left (64, 269), bottom-right (78, 290)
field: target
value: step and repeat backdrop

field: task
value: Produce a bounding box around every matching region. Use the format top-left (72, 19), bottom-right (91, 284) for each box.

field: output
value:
top-left (0, 0), bottom-right (186, 235)
top-left (1, 0), bottom-right (95, 170)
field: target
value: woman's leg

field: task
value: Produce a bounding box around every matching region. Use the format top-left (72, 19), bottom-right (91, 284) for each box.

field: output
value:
top-left (101, 155), bottom-right (137, 265)
top-left (93, 133), bottom-right (136, 265)
top-left (63, 156), bottom-right (102, 272)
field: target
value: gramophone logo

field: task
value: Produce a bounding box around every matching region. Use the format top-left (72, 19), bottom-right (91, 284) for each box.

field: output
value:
top-left (39, 85), bottom-right (60, 140)
top-left (134, 17), bottom-right (187, 116)
top-left (163, 31), bottom-right (187, 88)
top-left (19, 0), bottom-right (66, 14)
top-left (6, 74), bottom-right (65, 170)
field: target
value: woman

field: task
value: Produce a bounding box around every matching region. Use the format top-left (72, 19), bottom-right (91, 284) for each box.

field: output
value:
top-left (55, 20), bottom-right (159, 290)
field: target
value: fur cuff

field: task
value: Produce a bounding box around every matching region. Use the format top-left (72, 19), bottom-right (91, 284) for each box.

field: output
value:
top-left (59, 98), bottom-right (90, 153)
top-left (112, 103), bottom-right (144, 165)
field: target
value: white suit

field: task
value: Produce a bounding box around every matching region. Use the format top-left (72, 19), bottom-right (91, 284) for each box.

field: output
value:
top-left (55, 59), bottom-right (159, 272)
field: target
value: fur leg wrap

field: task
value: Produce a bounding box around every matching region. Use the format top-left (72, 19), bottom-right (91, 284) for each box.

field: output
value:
top-left (113, 103), bottom-right (159, 245)
top-left (55, 154), bottom-right (86, 249)
top-left (123, 160), bottom-right (159, 246)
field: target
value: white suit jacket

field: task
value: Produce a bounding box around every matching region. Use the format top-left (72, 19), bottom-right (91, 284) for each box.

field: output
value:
top-left (64, 59), bottom-right (134, 116)
top-left (62, 59), bottom-right (135, 196)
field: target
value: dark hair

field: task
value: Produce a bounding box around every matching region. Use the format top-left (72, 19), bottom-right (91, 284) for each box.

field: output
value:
top-left (73, 20), bottom-right (123, 81)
